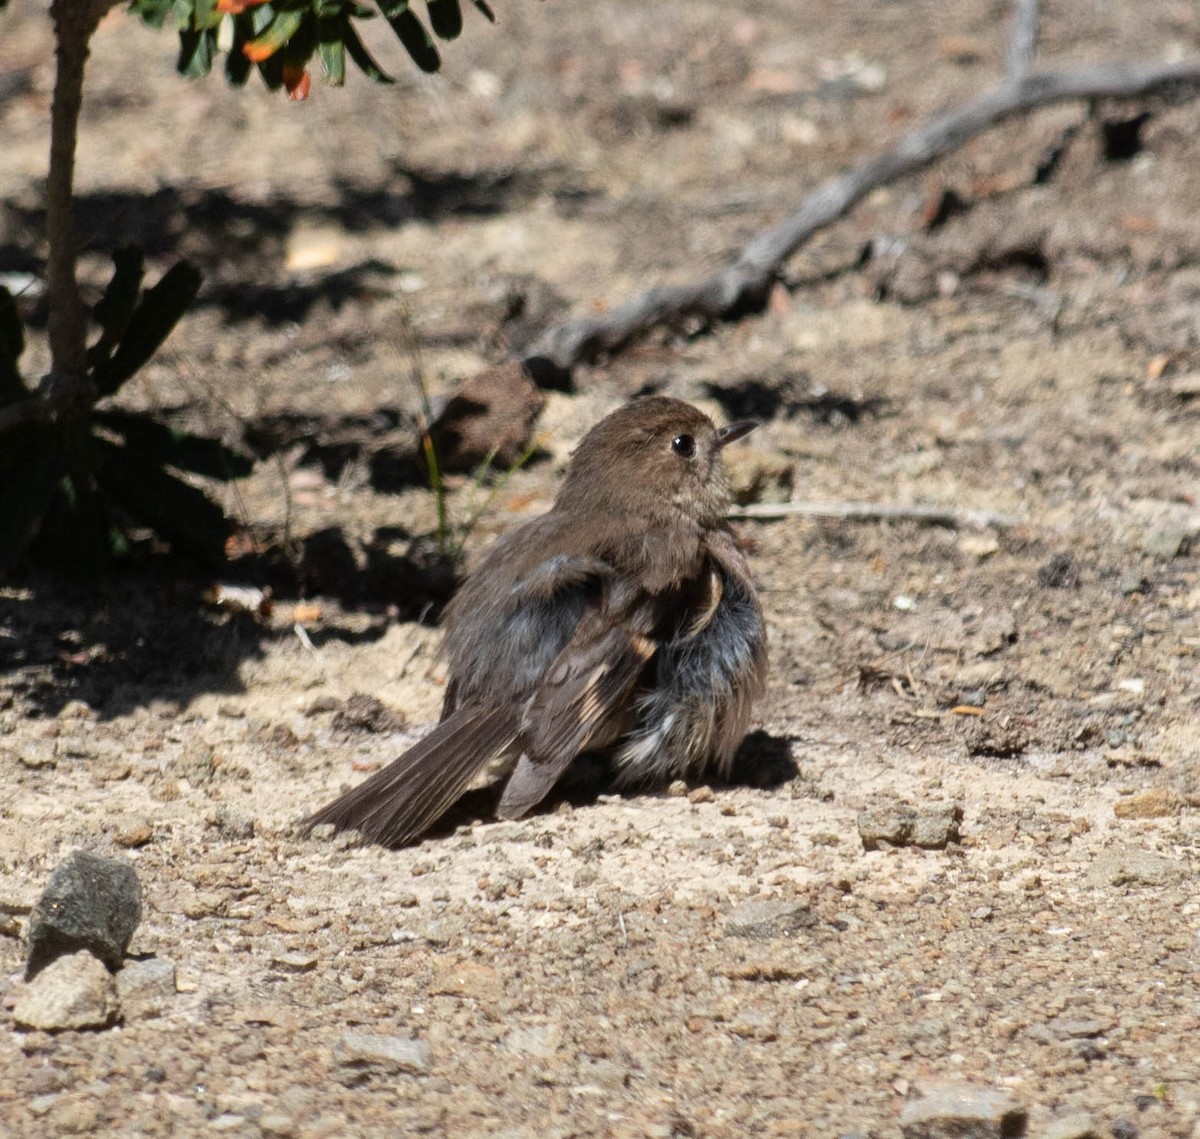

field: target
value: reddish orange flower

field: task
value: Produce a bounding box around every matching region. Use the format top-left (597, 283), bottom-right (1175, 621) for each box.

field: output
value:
top-left (284, 65), bottom-right (311, 101)
top-left (215, 0), bottom-right (267, 13)
top-left (242, 39), bottom-right (276, 63)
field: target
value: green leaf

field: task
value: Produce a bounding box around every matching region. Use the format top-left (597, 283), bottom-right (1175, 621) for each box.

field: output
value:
top-left (225, 17), bottom-right (254, 84)
top-left (256, 51), bottom-right (286, 90)
top-left (425, 0), bottom-right (461, 40)
top-left (244, 7), bottom-right (305, 62)
top-left (31, 469), bottom-right (115, 571)
top-left (378, 0), bottom-right (440, 72)
top-left (281, 9), bottom-right (317, 69)
top-left (130, 0), bottom-right (176, 28)
top-left (91, 261), bottom-right (203, 398)
top-left (343, 21), bottom-right (394, 82)
top-left (88, 246), bottom-right (146, 371)
top-left (251, 2), bottom-right (276, 32)
top-left (0, 286), bottom-right (28, 405)
top-left (0, 423), bottom-right (69, 575)
top-left (316, 16), bottom-right (346, 84)
top-left (94, 436), bottom-right (233, 560)
top-left (193, 0), bottom-right (221, 30)
top-left (94, 409), bottom-right (255, 481)
top-left (178, 26), bottom-right (216, 77)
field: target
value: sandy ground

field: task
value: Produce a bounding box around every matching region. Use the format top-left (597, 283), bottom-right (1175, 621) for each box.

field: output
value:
top-left (1, 0), bottom-right (1199, 1135)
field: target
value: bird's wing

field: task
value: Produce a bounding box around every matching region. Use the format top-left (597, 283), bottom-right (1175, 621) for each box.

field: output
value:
top-left (496, 594), bottom-right (659, 819)
top-left (441, 550), bottom-right (614, 709)
top-left (302, 703), bottom-right (520, 848)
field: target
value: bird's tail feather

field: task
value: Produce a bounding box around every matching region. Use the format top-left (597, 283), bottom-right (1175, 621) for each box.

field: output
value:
top-left (301, 705), bottom-right (519, 848)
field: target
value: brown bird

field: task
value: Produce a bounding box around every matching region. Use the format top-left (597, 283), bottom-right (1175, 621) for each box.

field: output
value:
top-left (303, 396), bottom-right (768, 847)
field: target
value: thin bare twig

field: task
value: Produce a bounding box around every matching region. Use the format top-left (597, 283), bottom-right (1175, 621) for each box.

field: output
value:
top-left (526, 50), bottom-right (1200, 371)
top-left (727, 501), bottom-right (1022, 530)
top-left (1004, 0), bottom-right (1042, 84)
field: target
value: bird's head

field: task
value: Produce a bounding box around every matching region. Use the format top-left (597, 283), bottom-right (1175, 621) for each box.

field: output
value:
top-left (555, 396), bottom-right (755, 529)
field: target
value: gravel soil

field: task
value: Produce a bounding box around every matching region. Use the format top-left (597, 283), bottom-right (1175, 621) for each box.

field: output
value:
top-left (1, 1), bottom-right (1199, 1135)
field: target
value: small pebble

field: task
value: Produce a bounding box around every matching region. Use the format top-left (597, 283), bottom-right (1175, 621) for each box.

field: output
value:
top-left (18, 741), bottom-right (58, 769)
top-left (334, 1032), bottom-right (432, 1076)
top-left (725, 898), bottom-right (815, 939)
top-left (57, 700), bottom-right (94, 721)
top-left (1113, 788), bottom-right (1181, 819)
top-left (13, 951), bottom-right (118, 1031)
top-left (271, 952), bottom-right (318, 973)
top-left (899, 1082), bottom-right (1026, 1139)
top-left (116, 957), bottom-right (177, 1020)
top-left (26, 851), bottom-right (143, 979)
top-left (114, 818), bottom-right (154, 848)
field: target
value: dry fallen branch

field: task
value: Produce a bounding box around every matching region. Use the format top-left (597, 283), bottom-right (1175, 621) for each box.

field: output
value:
top-left (727, 500), bottom-right (1022, 530)
top-left (525, 5), bottom-right (1200, 371)
top-left (1004, 0), bottom-right (1042, 84)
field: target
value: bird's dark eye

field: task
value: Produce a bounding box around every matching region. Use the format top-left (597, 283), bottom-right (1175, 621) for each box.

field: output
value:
top-left (671, 433), bottom-right (696, 459)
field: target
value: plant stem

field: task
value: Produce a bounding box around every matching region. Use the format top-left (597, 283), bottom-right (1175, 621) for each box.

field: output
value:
top-left (46, 0), bottom-right (118, 378)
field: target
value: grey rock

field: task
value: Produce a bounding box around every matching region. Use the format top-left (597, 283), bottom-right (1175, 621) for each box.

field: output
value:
top-left (171, 741), bottom-right (216, 784)
top-left (1086, 848), bottom-right (1184, 888)
top-left (1046, 1016), bottom-right (1111, 1039)
top-left (858, 804), bottom-right (963, 851)
top-left (1118, 570), bottom-right (1147, 596)
top-left (12, 951), bottom-right (119, 1031)
top-left (26, 849), bottom-right (144, 974)
top-left (724, 898), bottom-right (815, 938)
top-left (1040, 1113), bottom-right (1099, 1139)
top-left (259, 1113), bottom-right (299, 1137)
top-left (911, 806), bottom-right (964, 849)
top-left (115, 957), bottom-right (177, 1020)
top-left (1141, 527), bottom-right (1189, 560)
top-left (899, 1083), bottom-right (1027, 1139)
top-left (505, 1022), bottom-right (562, 1059)
top-left (113, 817), bottom-right (154, 849)
top-left (728, 1005), bottom-right (778, 1039)
top-left (965, 716), bottom-right (1028, 758)
top-left (334, 1032), bottom-right (432, 1077)
top-left (26, 850), bottom-right (142, 979)
top-left (271, 952), bottom-right (318, 973)
top-left (208, 806), bottom-right (255, 840)
top-left (18, 740), bottom-right (58, 769)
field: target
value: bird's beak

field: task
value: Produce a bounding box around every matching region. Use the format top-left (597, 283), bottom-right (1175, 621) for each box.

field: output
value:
top-left (717, 420), bottom-right (757, 448)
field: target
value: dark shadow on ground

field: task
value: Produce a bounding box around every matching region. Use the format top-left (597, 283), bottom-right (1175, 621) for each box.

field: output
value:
top-left (201, 259), bottom-right (402, 326)
top-left (230, 526), bottom-right (457, 616)
top-left (703, 376), bottom-right (893, 426)
top-left (0, 528), bottom-right (459, 720)
top-left (3, 162), bottom-right (597, 327)
top-left (242, 406), bottom-right (414, 486)
top-left (0, 565), bottom-right (263, 721)
top-left (242, 404), bottom-right (551, 491)
top-left (419, 729), bottom-right (800, 845)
